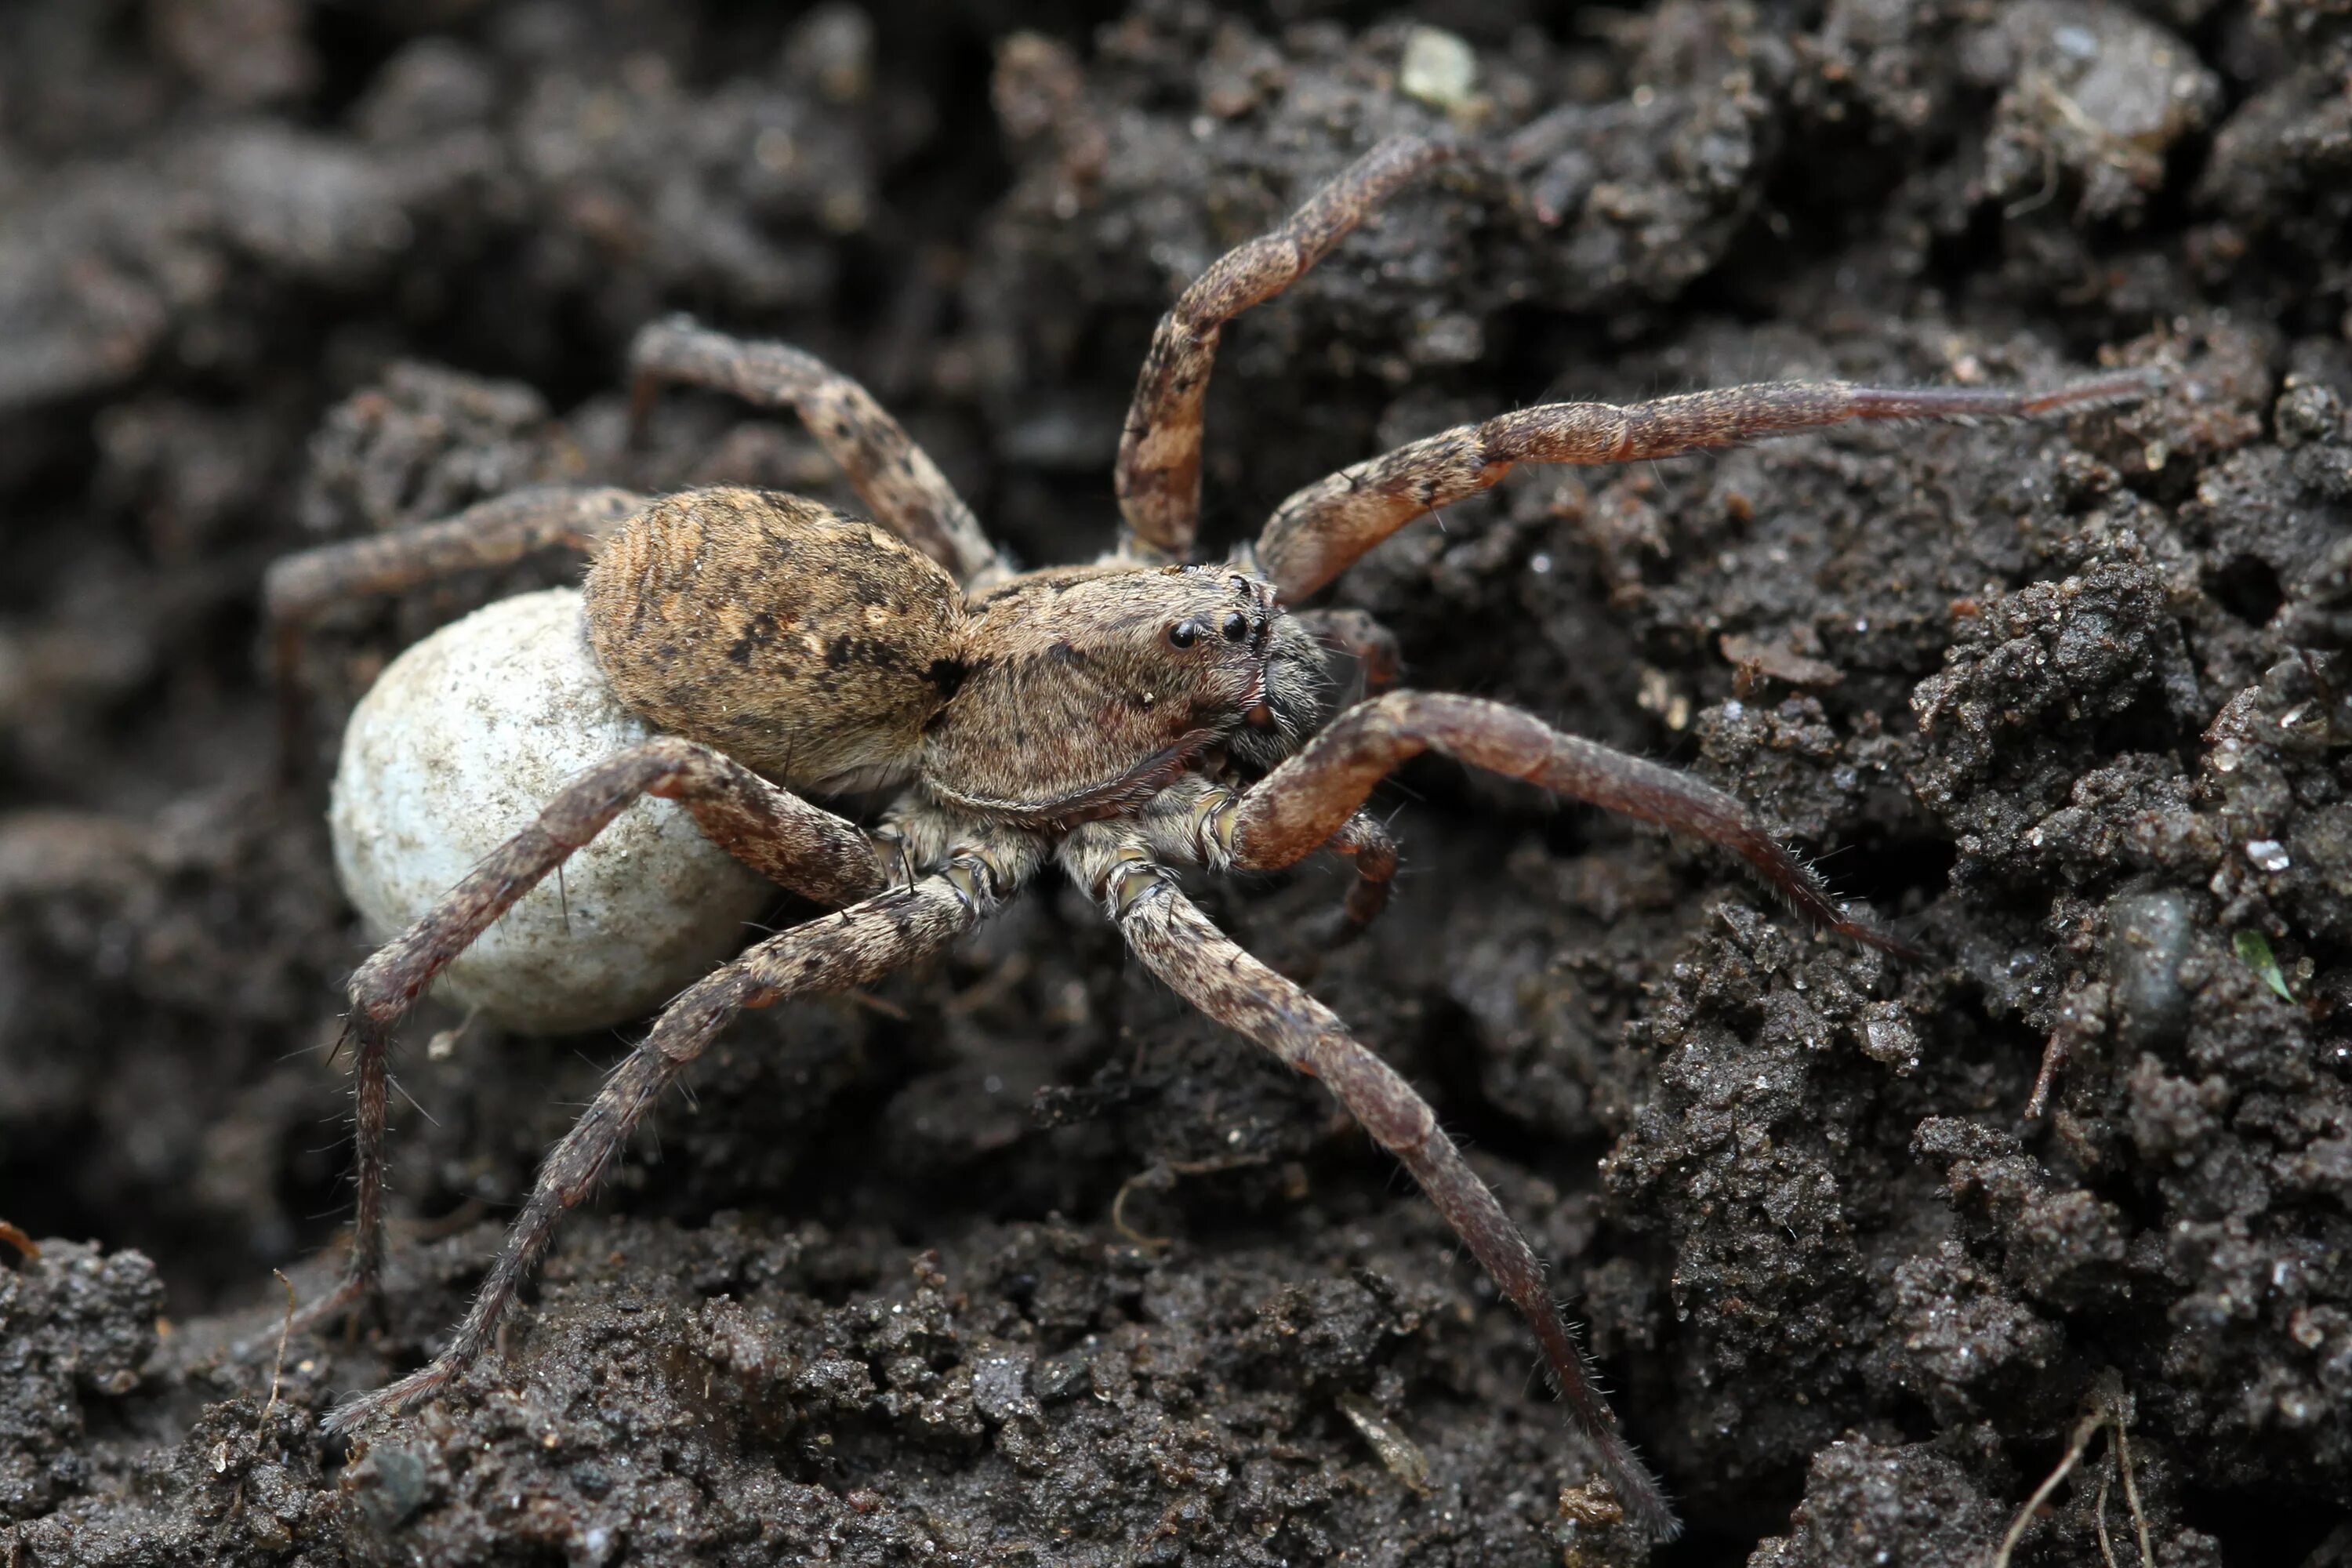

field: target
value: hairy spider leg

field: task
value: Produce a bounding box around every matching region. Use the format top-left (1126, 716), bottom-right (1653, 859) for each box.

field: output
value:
top-left (1101, 118), bottom-right (2157, 615)
top-left (1139, 777), bottom-right (1398, 953)
top-left (263, 485), bottom-right (648, 777)
top-left (323, 837), bottom-right (1036, 1432)
top-left (1115, 133), bottom-right (1460, 564)
top-left (1064, 823), bottom-right (1681, 1541)
top-left (1253, 369), bottom-right (2165, 601)
top-left (297, 736), bottom-right (886, 1337)
top-left (1140, 686), bottom-right (1907, 958)
top-left (1236, 690), bottom-right (1911, 953)
top-left (628, 316), bottom-right (1008, 588)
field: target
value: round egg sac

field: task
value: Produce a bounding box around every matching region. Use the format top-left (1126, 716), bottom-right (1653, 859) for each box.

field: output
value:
top-left (329, 586), bottom-right (773, 1034)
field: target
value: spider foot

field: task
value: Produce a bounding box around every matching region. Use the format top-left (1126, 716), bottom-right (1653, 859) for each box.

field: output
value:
top-left (1819, 904), bottom-right (1922, 962)
top-left (323, 1359), bottom-right (457, 1435)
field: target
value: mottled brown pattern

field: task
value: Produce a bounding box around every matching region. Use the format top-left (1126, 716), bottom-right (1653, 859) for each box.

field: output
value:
top-left (263, 132), bottom-right (2162, 1541)
top-left (1229, 690), bottom-right (1910, 954)
top-left (585, 488), bottom-right (964, 793)
top-left (923, 564), bottom-right (1278, 811)
top-left (1256, 368), bottom-right (2165, 600)
top-left (1114, 135), bottom-right (1459, 561)
top-left (1061, 825), bottom-right (1679, 1541)
top-left (630, 316), bottom-right (1007, 586)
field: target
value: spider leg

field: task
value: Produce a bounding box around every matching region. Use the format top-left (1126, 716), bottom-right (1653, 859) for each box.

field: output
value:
top-left (1316, 809), bottom-right (1399, 943)
top-left (628, 316), bottom-right (1008, 588)
top-left (323, 837), bottom-right (1035, 1432)
top-left (1140, 777), bottom-right (1397, 951)
top-left (263, 485), bottom-right (647, 777)
top-left (1115, 134), bottom-right (1460, 564)
top-left (1226, 690), bottom-right (1912, 955)
top-left (298, 736), bottom-right (887, 1338)
top-left (1252, 368), bottom-right (2164, 600)
top-left (1061, 824), bottom-right (1679, 1541)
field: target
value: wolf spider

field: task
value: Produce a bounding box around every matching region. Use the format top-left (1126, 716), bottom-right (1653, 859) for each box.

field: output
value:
top-left (267, 132), bottom-right (2155, 1539)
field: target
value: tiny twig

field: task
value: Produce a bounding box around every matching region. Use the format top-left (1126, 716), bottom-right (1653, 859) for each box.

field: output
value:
top-left (0, 1220), bottom-right (39, 1261)
top-left (840, 989), bottom-right (912, 1021)
top-left (2003, 135), bottom-right (2062, 220)
top-left (2026, 1033), bottom-right (2065, 1119)
top-left (1991, 1405), bottom-right (2105, 1568)
top-left (1992, 1374), bottom-right (2153, 1568)
top-left (1110, 1154), bottom-right (1265, 1249)
top-left (2113, 1415), bottom-right (2154, 1568)
top-left (944, 950), bottom-right (1032, 1017)
top-left (262, 1269), bottom-right (296, 1425)
top-left (424, 1004), bottom-right (482, 1063)
top-left (403, 1194), bottom-right (490, 1244)
top-left (1109, 1170), bottom-right (1171, 1249)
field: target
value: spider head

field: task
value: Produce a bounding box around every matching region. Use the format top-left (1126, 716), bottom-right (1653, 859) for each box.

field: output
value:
top-left (1139, 564), bottom-right (1329, 775)
top-left (921, 564), bottom-right (1327, 822)
top-left (1225, 591), bottom-right (1327, 775)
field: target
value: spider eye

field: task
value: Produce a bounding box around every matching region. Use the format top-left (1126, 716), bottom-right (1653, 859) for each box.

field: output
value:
top-left (1221, 611), bottom-right (1250, 643)
top-left (1167, 620), bottom-right (1202, 649)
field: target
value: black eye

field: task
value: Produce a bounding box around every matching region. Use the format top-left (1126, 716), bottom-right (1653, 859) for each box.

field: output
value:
top-left (1221, 612), bottom-right (1250, 642)
top-left (1167, 620), bottom-right (1201, 648)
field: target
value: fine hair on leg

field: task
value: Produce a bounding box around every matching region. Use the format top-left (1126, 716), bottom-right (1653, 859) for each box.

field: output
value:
top-left (1316, 808), bottom-right (1399, 942)
top-left (1114, 133), bottom-right (1459, 562)
top-left (628, 316), bottom-right (1006, 587)
top-left (324, 855), bottom-right (1022, 1431)
top-left (1226, 690), bottom-right (1912, 954)
top-left (1140, 776), bottom-right (1397, 949)
top-left (299, 737), bottom-right (886, 1333)
top-left (1063, 824), bottom-right (1680, 1541)
top-left (1254, 368), bottom-right (2165, 600)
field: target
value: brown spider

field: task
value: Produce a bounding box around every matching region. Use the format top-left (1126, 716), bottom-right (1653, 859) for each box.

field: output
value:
top-left (265, 133), bottom-right (2156, 1540)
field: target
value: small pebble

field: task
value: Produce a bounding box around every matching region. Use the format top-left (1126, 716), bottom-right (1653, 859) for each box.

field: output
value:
top-left (2107, 889), bottom-right (2194, 1048)
top-left (1399, 26), bottom-right (1477, 110)
top-left (2245, 839), bottom-right (2291, 873)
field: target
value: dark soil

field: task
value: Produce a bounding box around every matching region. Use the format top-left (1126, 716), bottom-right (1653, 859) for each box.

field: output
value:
top-left (4, 1), bottom-right (2350, 1563)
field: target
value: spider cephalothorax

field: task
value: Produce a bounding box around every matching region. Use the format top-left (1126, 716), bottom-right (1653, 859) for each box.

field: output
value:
top-left (267, 131), bottom-right (2159, 1541)
top-left (911, 558), bottom-right (1321, 818)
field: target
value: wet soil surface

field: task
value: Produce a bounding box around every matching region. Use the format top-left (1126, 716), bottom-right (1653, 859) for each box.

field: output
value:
top-left (4, 1), bottom-right (2350, 1563)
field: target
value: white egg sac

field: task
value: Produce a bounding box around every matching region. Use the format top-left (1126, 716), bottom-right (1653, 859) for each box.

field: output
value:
top-left (329, 586), bottom-right (772, 1035)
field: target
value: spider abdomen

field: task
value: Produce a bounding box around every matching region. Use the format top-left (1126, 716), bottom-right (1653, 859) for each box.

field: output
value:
top-left (585, 487), bottom-right (965, 792)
